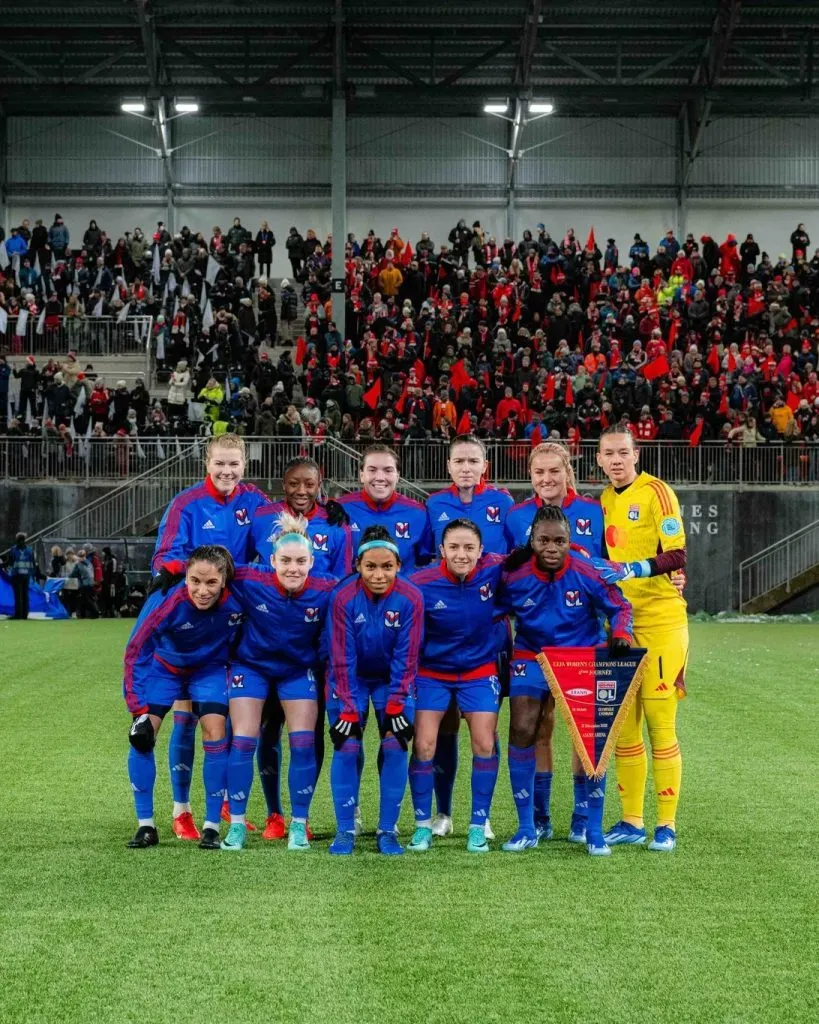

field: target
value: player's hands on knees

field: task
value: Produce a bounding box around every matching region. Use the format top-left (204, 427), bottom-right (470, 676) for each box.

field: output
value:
top-left (381, 700), bottom-right (414, 750)
top-left (129, 713), bottom-right (156, 753)
top-left (324, 499), bottom-right (350, 527)
top-left (329, 711), bottom-right (362, 750)
top-left (609, 636), bottom-right (632, 657)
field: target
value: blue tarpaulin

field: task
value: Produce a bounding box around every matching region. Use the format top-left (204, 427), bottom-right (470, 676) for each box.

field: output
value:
top-left (0, 571), bottom-right (70, 620)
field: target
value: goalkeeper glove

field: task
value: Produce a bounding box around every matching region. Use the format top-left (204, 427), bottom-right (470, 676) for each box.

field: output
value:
top-left (324, 499), bottom-right (350, 527)
top-left (609, 636), bottom-right (632, 657)
top-left (129, 713), bottom-right (155, 753)
top-left (147, 567), bottom-right (185, 596)
top-left (592, 558), bottom-right (651, 585)
top-left (381, 700), bottom-right (414, 750)
top-left (329, 712), bottom-right (362, 750)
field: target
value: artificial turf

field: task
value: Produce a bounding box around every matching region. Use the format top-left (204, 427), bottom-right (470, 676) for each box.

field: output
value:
top-left (2, 619), bottom-right (816, 1024)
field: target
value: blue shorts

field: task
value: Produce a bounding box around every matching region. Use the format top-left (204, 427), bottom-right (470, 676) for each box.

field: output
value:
top-left (228, 662), bottom-right (319, 703)
top-left (326, 678), bottom-right (416, 724)
top-left (415, 667), bottom-right (501, 714)
top-left (145, 657), bottom-right (228, 714)
top-left (509, 651), bottom-right (549, 700)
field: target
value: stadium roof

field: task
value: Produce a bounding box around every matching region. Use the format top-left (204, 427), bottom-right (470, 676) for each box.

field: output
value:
top-left (1, 0), bottom-right (818, 119)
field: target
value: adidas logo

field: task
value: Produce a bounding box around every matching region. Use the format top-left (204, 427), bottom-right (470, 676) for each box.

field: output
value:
top-left (171, 763), bottom-right (191, 772)
top-left (437, 511), bottom-right (450, 521)
top-left (343, 796), bottom-right (356, 807)
top-left (355, 613), bottom-right (366, 623)
top-left (524, 598), bottom-right (536, 607)
top-left (351, 522), bottom-right (360, 531)
top-left (180, 622), bottom-right (195, 629)
top-left (230, 791), bottom-right (246, 801)
top-left (588, 788), bottom-right (605, 800)
top-left (297, 785), bottom-right (315, 796)
top-left (658, 787), bottom-right (676, 797)
top-left (433, 600), bottom-right (448, 610)
top-left (255, 603), bottom-right (269, 612)
top-left (513, 788), bottom-right (530, 800)
top-left (656, 682), bottom-right (669, 691)
top-left (202, 519), bottom-right (215, 529)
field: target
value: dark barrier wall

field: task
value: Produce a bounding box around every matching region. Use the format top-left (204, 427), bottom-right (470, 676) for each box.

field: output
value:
top-left (1, 484), bottom-right (817, 613)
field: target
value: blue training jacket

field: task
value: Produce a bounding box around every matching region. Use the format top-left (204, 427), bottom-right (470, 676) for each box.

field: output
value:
top-left (426, 483), bottom-right (515, 555)
top-left (326, 575), bottom-right (424, 715)
top-left (123, 583), bottom-right (244, 714)
top-left (251, 501), bottom-right (352, 578)
top-left (410, 554), bottom-right (505, 674)
top-left (504, 490), bottom-right (606, 558)
top-left (497, 553), bottom-right (633, 652)
top-left (231, 565), bottom-right (337, 677)
top-left (337, 490), bottom-right (432, 572)
top-left (152, 477), bottom-right (271, 575)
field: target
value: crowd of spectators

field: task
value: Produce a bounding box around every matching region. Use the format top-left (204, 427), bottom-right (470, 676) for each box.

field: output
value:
top-left (2, 212), bottom-right (819, 480)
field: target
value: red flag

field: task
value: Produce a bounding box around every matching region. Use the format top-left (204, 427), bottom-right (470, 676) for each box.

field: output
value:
top-left (449, 358), bottom-right (470, 397)
top-left (295, 336), bottom-right (307, 366)
top-left (564, 376), bottom-right (575, 407)
top-left (585, 226), bottom-right (596, 252)
top-left (642, 354), bottom-right (670, 380)
top-left (413, 358), bottom-right (425, 383)
top-left (543, 374), bottom-right (555, 402)
top-left (667, 320), bottom-right (679, 351)
top-left (395, 383), bottom-right (409, 414)
top-left (400, 240), bottom-right (414, 268)
top-left (363, 378), bottom-right (382, 410)
top-left (530, 424), bottom-right (543, 448)
top-left (786, 390), bottom-right (801, 411)
top-left (747, 295), bottom-right (765, 317)
top-left (718, 391), bottom-right (729, 415)
top-left (707, 346), bottom-right (720, 374)
top-left (727, 352), bottom-right (737, 372)
top-left (689, 419), bottom-right (704, 447)
top-left (457, 410), bottom-right (472, 435)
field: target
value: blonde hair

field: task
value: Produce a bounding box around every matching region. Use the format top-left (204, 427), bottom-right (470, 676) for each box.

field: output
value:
top-left (272, 512), bottom-right (313, 557)
top-left (528, 441), bottom-right (577, 491)
top-left (205, 432), bottom-right (246, 462)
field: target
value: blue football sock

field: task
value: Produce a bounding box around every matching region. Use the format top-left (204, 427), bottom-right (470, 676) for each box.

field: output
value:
top-left (433, 732), bottom-right (458, 816)
top-left (202, 737), bottom-right (229, 824)
top-left (257, 719), bottom-right (283, 816)
top-left (408, 756), bottom-right (435, 824)
top-left (331, 738), bottom-right (361, 833)
top-left (168, 710), bottom-right (197, 803)
top-left (534, 770), bottom-right (553, 822)
top-left (288, 731), bottom-right (317, 820)
top-left (586, 775), bottom-right (607, 839)
top-left (378, 736), bottom-right (408, 834)
top-left (227, 734), bottom-right (257, 816)
top-left (471, 754), bottom-right (499, 826)
top-left (573, 772), bottom-right (589, 820)
top-left (128, 746), bottom-right (156, 820)
top-left (508, 744), bottom-right (536, 833)
top-left (313, 714), bottom-right (325, 787)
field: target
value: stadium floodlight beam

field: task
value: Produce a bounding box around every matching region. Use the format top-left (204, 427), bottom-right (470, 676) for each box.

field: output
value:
top-left (120, 99), bottom-right (147, 114)
top-left (483, 98), bottom-right (509, 114)
top-left (528, 100), bottom-right (554, 115)
top-left (173, 98), bottom-right (200, 114)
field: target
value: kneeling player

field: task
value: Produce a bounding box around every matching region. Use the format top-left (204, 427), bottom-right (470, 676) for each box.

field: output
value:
top-left (408, 519), bottom-right (504, 853)
top-left (123, 545), bottom-right (242, 850)
top-left (498, 507), bottom-right (634, 855)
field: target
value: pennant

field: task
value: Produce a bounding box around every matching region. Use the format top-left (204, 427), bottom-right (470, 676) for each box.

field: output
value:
top-left (395, 383), bottom-right (409, 415)
top-left (564, 376), bottom-right (574, 407)
top-left (0, 240), bottom-right (8, 269)
top-left (537, 647), bottom-right (647, 779)
top-left (74, 383), bottom-right (86, 417)
top-left (363, 378), bottom-right (382, 410)
top-left (400, 240), bottom-right (414, 268)
top-left (449, 358), bottom-right (470, 397)
top-left (706, 346), bottom-right (721, 374)
top-left (117, 302), bottom-right (131, 323)
top-left (689, 419), bottom-right (704, 447)
top-left (151, 246), bottom-right (161, 285)
top-left (786, 390), bottom-right (801, 412)
top-left (456, 410), bottom-right (471, 435)
top-left (92, 297), bottom-right (104, 317)
top-left (199, 281), bottom-right (208, 312)
top-left (295, 336), bottom-right (307, 366)
top-left (642, 354), bottom-right (670, 380)
top-left (202, 300), bottom-right (214, 331)
top-left (543, 374), bottom-right (555, 402)
top-left (718, 391), bottom-right (729, 415)
top-left (585, 226), bottom-right (596, 252)
top-left (181, 278), bottom-right (191, 298)
top-left (205, 255), bottom-right (221, 285)
top-left (36, 308), bottom-right (46, 335)
top-left (165, 272), bottom-right (177, 298)
top-left (15, 309), bottom-right (28, 336)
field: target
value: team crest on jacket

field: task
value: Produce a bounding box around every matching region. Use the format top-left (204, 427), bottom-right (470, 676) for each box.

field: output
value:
top-left (228, 612), bottom-right (244, 626)
top-left (485, 505), bottom-right (501, 524)
top-left (230, 673), bottom-right (245, 689)
top-left (564, 590), bottom-right (582, 607)
top-left (513, 662), bottom-right (527, 677)
top-left (628, 504), bottom-right (641, 521)
top-left (575, 517), bottom-right (592, 536)
top-left (384, 609), bottom-right (401, 628)
top-left (234, 507), bottom-right (251, 526)
top-left (304, 607), bottom-right (319, 623)
top-left (479, 582), bottom-right (493, 602)
top-left (312, 533), bottom-right (329, 552)
top-left (394, 521), bottom-right (410, 540)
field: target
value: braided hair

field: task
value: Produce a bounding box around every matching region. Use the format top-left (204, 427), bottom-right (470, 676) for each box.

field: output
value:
top-left (283, 455), bottom-right (321, 477)
top-left (503, 504), bottom-right (569, 570)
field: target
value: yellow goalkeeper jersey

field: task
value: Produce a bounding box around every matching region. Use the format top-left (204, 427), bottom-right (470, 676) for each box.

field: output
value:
top-left (600, 471), bottom-right (687, 632)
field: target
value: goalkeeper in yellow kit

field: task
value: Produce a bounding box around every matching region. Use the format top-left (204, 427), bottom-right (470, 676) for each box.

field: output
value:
top-left (593, 426), bottom-right (688, 853)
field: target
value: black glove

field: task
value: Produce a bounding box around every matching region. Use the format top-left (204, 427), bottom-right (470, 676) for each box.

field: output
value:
top-left (503, 544), bottom-right (532, 572)
top-left (129, 713), bottom-right (156, 753)
top-left (609, 636), bottom-right (632, 657)
top-left (147, 567), bottom-right (185, 596)
top-left (324, 499), bottom-right (350, 527)
top-left (381, 703), bottom-right (414, 750)
top-left (329, 712), bottom-right (362, 750)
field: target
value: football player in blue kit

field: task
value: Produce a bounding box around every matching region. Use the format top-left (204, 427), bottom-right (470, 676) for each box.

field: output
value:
top-left (124, 545), bottom-right (243, 850)
top-left (408, 519), bottom-right (504, 853)
top-left (220, 513), bottom-right (337, 852)
top-left (325, 525), bottom-right (424, 856)
top-left (498, 505), bottom-right (634, 856)
top-left (149, 434), bottom-right (271, 841)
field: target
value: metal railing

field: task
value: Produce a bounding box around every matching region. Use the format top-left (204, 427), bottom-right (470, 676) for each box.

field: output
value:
top-left (2, 436), bottom-right (818, 488)
top-left (1, 314), bottom-right (152, 371)
top-left (739, 519), bottom-right (819, 609)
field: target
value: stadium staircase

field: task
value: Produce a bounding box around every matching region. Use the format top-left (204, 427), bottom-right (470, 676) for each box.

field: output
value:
top-left (739, 519), bottom-right (819, 613)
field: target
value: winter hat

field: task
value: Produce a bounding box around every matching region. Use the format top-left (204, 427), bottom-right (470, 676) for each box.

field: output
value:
top-left (240, 297), bottom-right (253, 307)
top-left (275, 381), bottom-right (285, 392)
top-left (281, 278), bottom-right (290, 288)
top-left (26, 355), bottom-right (35, 365)
top-left (116, 380), bottom-right (127, 389)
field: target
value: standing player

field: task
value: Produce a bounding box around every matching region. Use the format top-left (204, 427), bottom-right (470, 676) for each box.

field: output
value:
top-left (123, 545), bottom-right (242, 850)
top-left (497, 506), bottom-right (634, 856)
top-left (594, 425), bottom-right (688, 852)
top-left (250, 456), bottom-right (352, 840)
top-left (408, 519), bottom-right (504, 854)
top-left (424, 434), bottom-right (514, 839)
top-left (150, 433), bottom-right (271, 841)
top-left (325, 525), bottom-right (424, 856)
top-left (221, 514), bottom-right (336, 852)
top-left (504, 442), bottom-right (605, 841)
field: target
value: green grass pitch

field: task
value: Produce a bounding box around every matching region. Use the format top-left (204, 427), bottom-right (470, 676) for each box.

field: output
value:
top-left (2, 620), bottom-right (817, 1024)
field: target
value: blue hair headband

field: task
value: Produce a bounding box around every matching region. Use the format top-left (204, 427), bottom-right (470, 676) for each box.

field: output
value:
top-left (275, 532), bottom-right (312, 552)
top-left (357, 539), bottom-right (400, 558)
